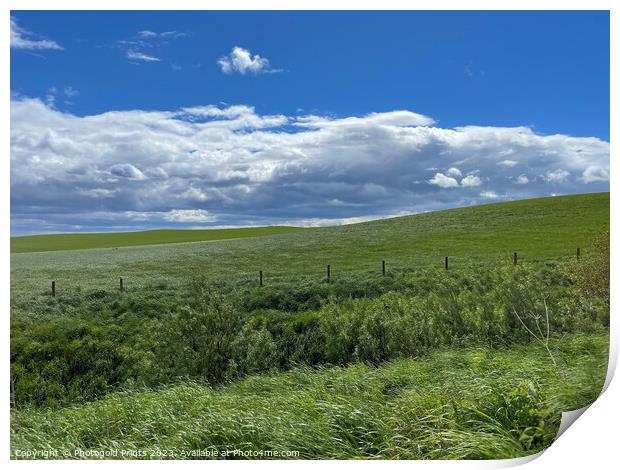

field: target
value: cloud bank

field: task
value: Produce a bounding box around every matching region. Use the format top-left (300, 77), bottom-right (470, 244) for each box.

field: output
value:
top-left (10, 99), bottom-right (609, 234)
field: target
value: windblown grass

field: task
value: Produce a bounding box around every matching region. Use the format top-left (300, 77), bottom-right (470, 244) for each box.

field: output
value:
top-left (11, 333), bottom-right (608, 460)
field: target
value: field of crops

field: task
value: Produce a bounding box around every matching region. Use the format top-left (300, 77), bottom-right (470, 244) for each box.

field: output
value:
top-left (10, 192), bottom-right (610, 460)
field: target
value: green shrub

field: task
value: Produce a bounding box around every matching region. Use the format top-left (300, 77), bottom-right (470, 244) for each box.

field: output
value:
top-left (153, 277), bottom-right (242, 384)
top-left (10, 263), bottom-right (608, 408)
top-left (574, 230), bottom-right (610, 305)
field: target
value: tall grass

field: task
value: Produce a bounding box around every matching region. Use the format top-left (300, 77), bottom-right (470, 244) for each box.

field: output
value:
top-left (11, 333), bottom-right (608, 459)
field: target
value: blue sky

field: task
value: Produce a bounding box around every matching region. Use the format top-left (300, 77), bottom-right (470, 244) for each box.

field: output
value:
top-left (10, 10), bottom-right (610, 234)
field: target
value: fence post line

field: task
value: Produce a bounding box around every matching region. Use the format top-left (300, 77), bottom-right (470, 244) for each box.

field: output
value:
top-left (51, 281), bottom-right (56, 297)
top-left (259, 270), bottom-right (263, 287)
top-left (514, 252), bottom-right (518, 266)
top-left (445, 256), bottom-right (449, 271)
top-left (382, 259), bottom-right (386, 276)
top-left (577, 247), bottom-right (581, 261)
top-left (327, 264), bottom-right (331, 283)
top-left (119, 277), bottom-right (124, 292)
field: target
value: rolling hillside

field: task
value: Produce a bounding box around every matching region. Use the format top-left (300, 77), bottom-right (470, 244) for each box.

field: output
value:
top-left (11, 226), bottom-right (307, 254)
top-left (10, 192), bottom-right (609, 300)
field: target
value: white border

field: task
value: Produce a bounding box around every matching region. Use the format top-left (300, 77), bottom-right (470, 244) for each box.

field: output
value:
top-left (2, 1), bottom-right (616, 468)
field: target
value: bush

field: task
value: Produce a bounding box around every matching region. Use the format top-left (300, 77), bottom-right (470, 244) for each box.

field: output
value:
top-left (153, 277), bottom-right (242, 384)
top-left (574, 230), bottom-right (610, 305)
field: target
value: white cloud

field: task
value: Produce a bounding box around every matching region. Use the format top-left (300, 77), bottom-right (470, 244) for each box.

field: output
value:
top-left (218, 46), bottom-right (280, 75)
top-left (10, 16), bottom-right (63, 50)
top-left (429, 173), bottom-right (459, 188)
top-left (429, 169), bottom-right (481, 188)
top-left (127, 50), bottom-right (161, 62)
top-left (138, 30), bottom-right (186, 39)
top-left (81, 209), bottom-right (215, 224)
top-left (118, 30), bottom-right (186, 64)
top-left (464, 61), bottom-right (474, 78)
top-left (64, 86), bottom-right (79, 98)
top-left (163, 209), bottom-right (214, 223)
top-left (581, 165), bottom-right (609, 183)
top-left (179, 105), bottom-right (288, 130)
top-left (296, 111), bottom-right (435, 128)
top-left (498, 160), bottom-right (518, 168)
top-left (182, 187), bottom-right (209, 202)
top-left (137, 30), bottom-right (158, 38)
top-left (10, 98), bottom-right (610, 233)
top-left (515, 175), bottom-right (529, 185)
top-left (460, 174), bottom-right (482, 187)
top-left (289, 215), bottom-right (388, 227)
top-left (45, 87), bottom-right (57, 107)
top-left (446, 167), bottom-right (462, 178)
top-left (109, 163), bottom-right (147, 180)
top-left (78, 188), bottom-right (117, 198)
top-left (543, 169), bottom-right (570, 183)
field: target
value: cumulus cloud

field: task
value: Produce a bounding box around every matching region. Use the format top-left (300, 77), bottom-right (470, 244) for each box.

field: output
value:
top-left (460, 174), bottom-right (482, 187)
top-left (429, 170), bottom-right (482, 188)
top-left (10, 16), bottom-right (63, 50)
top-left (429, 173), bottom-right (459, 188)
top-left (543, 169), bottom-right (570, 183)
top-left (581, 165), bottom-right (609, 183)
top-left (10, 98), bottom-right (610, 234)
top-left (218, 47), bottom-right (280, 75)
top-left (515, 175), bottom-right (529, 185)
top-left (446, 167), bottom-right (462, 178)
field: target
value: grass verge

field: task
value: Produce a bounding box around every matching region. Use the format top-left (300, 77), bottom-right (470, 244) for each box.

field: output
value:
top-left (11, 333), bottom-right (608, 460)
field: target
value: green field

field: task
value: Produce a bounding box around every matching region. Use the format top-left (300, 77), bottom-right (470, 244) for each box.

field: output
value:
top-left (10, 192), bottom-right (610, 460)
top-left (10, 192), bottom-right (610, 300)
top-left (11, 226), bottom-right (306, 254)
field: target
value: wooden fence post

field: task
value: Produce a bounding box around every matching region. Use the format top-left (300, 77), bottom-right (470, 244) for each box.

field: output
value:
top-left (445, 256), bottom-right (449, 271)
top-left (119, 277), bottom-right (124, 292)
top-left (51, 281), bottom-right (56, 297)
top-left (577, 247), bottom-right (581, 261)
top-left (327, 264), bottom-right (331, 283)
top-left (514, 252), bottom-right (518, 266)
top-left (382, 259), bottom-right (386, 276)
top-left (259, 270), bottom-right (263, 287)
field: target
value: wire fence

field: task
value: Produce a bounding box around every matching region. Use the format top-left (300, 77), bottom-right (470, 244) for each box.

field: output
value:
top-left (44, 248), bottom-right (584, 297)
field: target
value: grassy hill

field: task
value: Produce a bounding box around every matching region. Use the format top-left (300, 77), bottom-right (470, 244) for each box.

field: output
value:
top-left (10, 193), bottom-right (609, 300)
top-left (11, 226), bottom-right (306, 254)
